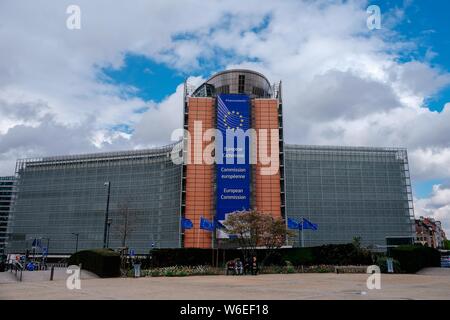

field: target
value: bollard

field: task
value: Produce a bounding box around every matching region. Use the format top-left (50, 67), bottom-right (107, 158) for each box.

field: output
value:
top-left (50, 266), bottom-right (54, 281)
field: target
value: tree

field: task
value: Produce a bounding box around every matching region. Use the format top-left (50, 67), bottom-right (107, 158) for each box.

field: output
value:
top-left (223, 209), bottom-right (295, 265)
top-left (352, 236), bottom-right (362, 250)
top-left (113, 200), bottom-right (137, 248)
top-left (444, 239), bottom-right (450, 250)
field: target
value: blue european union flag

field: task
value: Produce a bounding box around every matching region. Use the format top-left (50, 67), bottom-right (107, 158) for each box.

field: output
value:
top-left (287, 218), bottom-right (300, 230)
top-left (32, 238), bottom-right (41, 248)
top-left (181, 218), bottom-right (193, 229)
top-left (302, 218), bottom-right (318, 230)
top-left (214, 217), bottom-right (226, 230)
top-left (200, 217), bottom-right (215, 232)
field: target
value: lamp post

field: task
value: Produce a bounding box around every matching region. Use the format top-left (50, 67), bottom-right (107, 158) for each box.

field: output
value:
top-left (72, 233), bottom-right (79, 253)
top-left (41, 237), bottom-right (50, 267)
top-left (103, 181), bottom-right (111, 248)
top-left (106, 219), bottom-right (112, 248)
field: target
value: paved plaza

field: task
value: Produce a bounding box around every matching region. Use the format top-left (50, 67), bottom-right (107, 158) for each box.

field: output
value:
top-left (1, 268), bottom-right (450, 300)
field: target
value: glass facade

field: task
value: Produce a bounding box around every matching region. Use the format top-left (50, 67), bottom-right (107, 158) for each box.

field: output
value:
top-left (192, 69), bottom-right (273, 98)
top-left (284, 145), bottom-right (415, 248)
top-left (0, 176), bottom-right (15, 255)
top-left (7, 144), bottom-right (182, 254)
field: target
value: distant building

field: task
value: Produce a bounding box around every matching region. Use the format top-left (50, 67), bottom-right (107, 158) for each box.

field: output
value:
top-left (415, 217), bottom-right (447, 248)
top-left (0, 176), bottom-right (15, 255)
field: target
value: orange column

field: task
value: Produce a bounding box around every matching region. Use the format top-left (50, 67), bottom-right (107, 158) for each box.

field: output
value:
top-left (184, 97), bottom-right (215, 248)
top-left (252, 99), bottom-right (282, 219)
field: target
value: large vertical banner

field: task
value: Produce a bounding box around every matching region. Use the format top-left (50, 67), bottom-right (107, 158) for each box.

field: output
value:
top-left (216, 94), bottom-right (251, 223)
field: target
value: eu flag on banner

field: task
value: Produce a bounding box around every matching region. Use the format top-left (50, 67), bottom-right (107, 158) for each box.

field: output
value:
top-left (287, 218), bottom-right (300, 230)
top-left (200, 217), bottom-right (215, 232)
top-left (302, 218), bottom-right (318, 231)
top-left (181, 218), bottom-right (193, 230)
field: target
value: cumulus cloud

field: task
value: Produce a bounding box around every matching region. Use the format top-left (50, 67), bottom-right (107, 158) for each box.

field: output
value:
top-left (415, 184), bottom-right (450, 235)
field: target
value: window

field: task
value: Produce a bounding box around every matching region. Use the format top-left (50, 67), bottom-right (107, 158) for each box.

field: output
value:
top-left (238, 75), bottom-right (245, 93)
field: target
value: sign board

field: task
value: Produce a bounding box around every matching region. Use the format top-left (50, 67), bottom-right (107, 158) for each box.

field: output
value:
top-left (129, 249), bottom-right (135, 257)
top-left (216, 94), bottom-right (251, 223)
top-left (441, 256), bottom-right (450, 268)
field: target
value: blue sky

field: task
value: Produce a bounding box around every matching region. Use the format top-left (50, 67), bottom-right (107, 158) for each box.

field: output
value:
top-left (101, 54), bottom-right (185, 103)
top-left (387, 0), bottom-right (450, 112)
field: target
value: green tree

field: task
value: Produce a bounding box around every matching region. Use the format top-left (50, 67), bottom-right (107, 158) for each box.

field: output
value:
top-left (444, 239), bottom-right (450, 250)
top-left (352, 236), bottom-right (362, 250)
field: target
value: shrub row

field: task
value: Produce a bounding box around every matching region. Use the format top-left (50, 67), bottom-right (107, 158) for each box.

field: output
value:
top-left (67, 248), bottom-right (121, 278)
top-left (390, 245), bottom-right (440, 273)
top-left (146, 243), bottom-right (373, 268)
top-left (68, 244), bottom-right (441, 277)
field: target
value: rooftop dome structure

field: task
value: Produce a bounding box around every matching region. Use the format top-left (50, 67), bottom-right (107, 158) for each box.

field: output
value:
top-left (192, 69), bottom-right (273, 98)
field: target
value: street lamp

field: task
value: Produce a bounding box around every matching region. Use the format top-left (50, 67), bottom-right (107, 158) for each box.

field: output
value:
top-left (103, 181), bottom-right (111, 248)
top-left (72, 233), bottom-right (79, 253)
top-left (106, 219), bottom-right (112, 248)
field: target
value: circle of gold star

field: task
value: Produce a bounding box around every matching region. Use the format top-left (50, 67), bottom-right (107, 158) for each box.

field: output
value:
top-left (223, 111), bottom-right (244, 130)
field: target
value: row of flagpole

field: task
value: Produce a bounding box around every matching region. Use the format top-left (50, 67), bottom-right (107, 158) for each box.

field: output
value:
top-left (181, 216), bottom-right (318, 248)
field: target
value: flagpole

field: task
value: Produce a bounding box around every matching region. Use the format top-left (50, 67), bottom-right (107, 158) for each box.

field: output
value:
top-left (211, 222), bottom-right (214, 267)
top-left (301, 218), bottom-right (304, 248)
top-left (301, 228), bottom-right (304, 248)
top-left (196, 217), bottom-right (200, 248)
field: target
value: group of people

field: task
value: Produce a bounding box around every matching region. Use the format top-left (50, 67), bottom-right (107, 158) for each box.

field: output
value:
top-left (226, 256), bottom-right (258, 275)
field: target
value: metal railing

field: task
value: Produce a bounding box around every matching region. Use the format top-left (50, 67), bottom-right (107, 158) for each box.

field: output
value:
top-left (10, 261), bottom-right (23, 281)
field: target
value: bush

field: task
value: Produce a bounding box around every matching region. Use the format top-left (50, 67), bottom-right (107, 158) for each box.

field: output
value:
top-left (391, 245), bottom-right (440, 273)
top-left (68, 248), bottom-right (120, 278)
top-left (148, 244), bottom-right (374, 268)
top-left (375, 256), bottom-right (401, 273)
top-left (285, 261), bottom-right (295, 273)
top-left (143, 265), bottom-right (221, 277)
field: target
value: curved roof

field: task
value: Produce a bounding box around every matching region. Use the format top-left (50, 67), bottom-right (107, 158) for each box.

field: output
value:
top-left (192, 69), bottom-right (272, 98)
top-left (205, 69), bottom-right (271, 87)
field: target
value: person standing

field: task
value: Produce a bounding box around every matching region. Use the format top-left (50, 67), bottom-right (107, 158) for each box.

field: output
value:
top-left (251, 256), bottom-right (258, 275)
top-left (236, 259), bottom-right (243, 275)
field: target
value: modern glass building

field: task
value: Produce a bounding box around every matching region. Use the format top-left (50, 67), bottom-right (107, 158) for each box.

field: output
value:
top-left (7, 145), bottom-right (182, 254)
top-left (6, 69), bottom-right (415, 254)
top-left (285, 145), bottom-right (415, 248)
top-left (0, 176), bottom-right (15, 255)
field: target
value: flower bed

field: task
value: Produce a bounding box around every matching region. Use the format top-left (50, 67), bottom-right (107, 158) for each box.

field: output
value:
top-left (130, 264), bottom-right (355, 277)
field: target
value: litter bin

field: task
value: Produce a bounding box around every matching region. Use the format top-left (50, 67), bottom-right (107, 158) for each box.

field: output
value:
top-left (133, 263), bottom-right (141, 278)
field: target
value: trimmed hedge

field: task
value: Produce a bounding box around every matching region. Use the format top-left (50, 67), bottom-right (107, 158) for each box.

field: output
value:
top-left (145, 244), bottom-right (373, 268)
top-left (391, 245), bottom-right (440, 273)
top-left (68, 248), bottom-right (121, 278)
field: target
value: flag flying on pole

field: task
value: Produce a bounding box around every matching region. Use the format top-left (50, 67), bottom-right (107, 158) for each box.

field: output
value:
top-left (302, 218), bottom-right (318, 230)
top-left (214, 217), bottom-right (226, 230)
top-left (181, 218), bottom-right (193, 229)
top-left (32, 238), bottom-right (42, 248)
top-left (200, 217), bottom-right (215, 231)
top-left (287, 218), bottom-right (300, 230)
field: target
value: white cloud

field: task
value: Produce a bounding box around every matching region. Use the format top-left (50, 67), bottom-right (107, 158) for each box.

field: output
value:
top-left (415, 184), bottom-right (450, 235)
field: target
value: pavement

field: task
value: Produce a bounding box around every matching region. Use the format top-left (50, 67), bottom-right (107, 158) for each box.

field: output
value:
top-left (1, 268), bottom-right (450, 300)
top-left (0, 268), bottom-right (98, 284)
